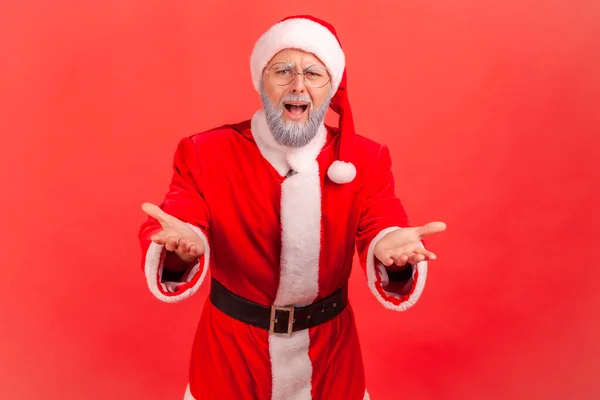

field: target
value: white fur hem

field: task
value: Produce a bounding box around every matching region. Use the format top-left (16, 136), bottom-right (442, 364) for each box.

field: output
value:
top-left (366, 227), bottom-right (427, 311)
top-left (144, 223), bottom-right (210, 303)
top-left (182, 384), bottom-right (370, 399)
top-left (183, 384), bottom-right (195, 400)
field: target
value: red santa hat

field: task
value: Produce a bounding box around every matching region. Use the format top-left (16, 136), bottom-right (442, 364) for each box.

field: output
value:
top-left (250, 15), bottom-right (357, 184)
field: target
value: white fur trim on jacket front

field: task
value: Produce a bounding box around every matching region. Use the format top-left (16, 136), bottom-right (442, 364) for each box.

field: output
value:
top-left (144, 223), bottom-right (210, 303)
top-left (366, 227), bottom-right (427, 311)
top-left (269, 153), bottom-right (322, 400)
top-left (250, 107), bottom-right (326, 400)
top-left (250, 18), bottom-right (345, 94)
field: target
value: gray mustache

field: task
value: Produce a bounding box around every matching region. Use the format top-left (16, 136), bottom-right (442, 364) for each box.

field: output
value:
top-left (280, 94), bottom-right (313, 108)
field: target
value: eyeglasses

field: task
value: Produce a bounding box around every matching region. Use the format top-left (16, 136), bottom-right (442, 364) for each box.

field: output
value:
top-left (265, 62), bottom-right (331, 88)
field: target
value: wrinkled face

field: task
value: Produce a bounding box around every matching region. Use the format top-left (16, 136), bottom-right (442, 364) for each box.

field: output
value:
top-left (260, 48), bottom-right (333, 148)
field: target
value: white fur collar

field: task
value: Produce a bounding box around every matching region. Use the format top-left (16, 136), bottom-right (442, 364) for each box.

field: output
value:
top-left (250, 109), bottom-right (327, 176)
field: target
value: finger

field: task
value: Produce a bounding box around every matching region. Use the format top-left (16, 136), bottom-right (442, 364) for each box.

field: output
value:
top-left (393, 254), bottom-right (409, 266)
top-left (177, 238), bottom-right (190, 254)
top-left (408, 253), bottom-right (426, 264)
top-left (165, 236), bottom-right (180, 251)
top-left (417, 221), bottom-right (447, 238)
top-left (150, 231), bottom-right (167, 244)
top-left (141, 202), bottom-right (173, 226)
top-left (188, 245), bottom-right (200, 257)
top-left (413, 247), bottom-right (437, 260)
top-left (379, 254), bottom-right (395, 267)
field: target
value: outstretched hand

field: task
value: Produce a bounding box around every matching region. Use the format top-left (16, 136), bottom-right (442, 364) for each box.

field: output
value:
top-left (142, 202), bottom-right (205, 264)
top-left (374, 222), bottom-right (446, 272)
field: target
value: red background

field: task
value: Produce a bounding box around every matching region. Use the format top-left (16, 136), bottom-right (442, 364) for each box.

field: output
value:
top-left (1, 1), bottom-right (599, 399)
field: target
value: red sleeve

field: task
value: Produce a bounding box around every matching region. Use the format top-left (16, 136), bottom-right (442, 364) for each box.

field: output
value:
top-left (355, 145), bottom-right (428, 311)
top-left (138, 137), bottom-right (211, 303)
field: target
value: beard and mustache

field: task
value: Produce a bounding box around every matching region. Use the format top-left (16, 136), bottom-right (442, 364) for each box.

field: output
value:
top-left (260, 78), bottom-right (332, 149)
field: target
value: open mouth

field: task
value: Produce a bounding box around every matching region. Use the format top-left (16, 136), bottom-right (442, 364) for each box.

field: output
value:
top-left (283, 102), bottom-right (309, 119)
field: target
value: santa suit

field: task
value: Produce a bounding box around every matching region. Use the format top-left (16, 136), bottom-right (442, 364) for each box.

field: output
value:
top-left (138, 108), bottom-right (428, 400)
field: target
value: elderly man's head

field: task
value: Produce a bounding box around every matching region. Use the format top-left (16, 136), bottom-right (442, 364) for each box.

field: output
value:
top-left (259, 48), bottom-right (333, 148)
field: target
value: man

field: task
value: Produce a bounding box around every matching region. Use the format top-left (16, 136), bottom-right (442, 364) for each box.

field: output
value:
top-left (139, 15), bottom-right (446, 400)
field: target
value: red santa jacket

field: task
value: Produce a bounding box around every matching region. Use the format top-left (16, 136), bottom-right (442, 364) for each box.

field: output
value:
top-left (138, 109), bottom-right (428, 400)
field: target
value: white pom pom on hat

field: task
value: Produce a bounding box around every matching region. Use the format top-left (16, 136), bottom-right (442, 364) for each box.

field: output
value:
top-left (327, 160), bottom-right (357, 184)
top-left (250, 15), bottom-right (358, 184)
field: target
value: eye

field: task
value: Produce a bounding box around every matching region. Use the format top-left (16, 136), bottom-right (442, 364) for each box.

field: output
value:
top-left (305, 66), bottom-right (326, 77)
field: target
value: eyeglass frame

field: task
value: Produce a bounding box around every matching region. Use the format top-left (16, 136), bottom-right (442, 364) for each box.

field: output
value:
top-left (263, 62), bottom-right (332, 88)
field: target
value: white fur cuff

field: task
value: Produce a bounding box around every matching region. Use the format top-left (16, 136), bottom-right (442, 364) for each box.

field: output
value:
top-left (144, 223), bottom-right (210, 303)
top-left (366, 226), bottom-right (428, 311)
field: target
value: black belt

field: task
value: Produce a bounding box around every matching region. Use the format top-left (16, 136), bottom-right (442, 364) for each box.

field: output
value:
top-left (209, 277), bottom-right (348, 337)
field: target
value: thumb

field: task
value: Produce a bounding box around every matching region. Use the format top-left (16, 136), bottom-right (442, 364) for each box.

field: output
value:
top-left (142, 202), bottom-right (172, 226)
top-left (188, 244), bottom-right (205, 258)
top-left (417, 221), bottom-right (447, 238)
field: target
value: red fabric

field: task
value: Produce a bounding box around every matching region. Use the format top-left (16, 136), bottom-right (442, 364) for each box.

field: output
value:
top-left (138, 136), bottom-right (212, 298)
top-left (355, 145), bottom-right (420, 306)
top-left (138, 120), bottom-right (420, 398)
top-left (138, 135), bottom-right (212, 272)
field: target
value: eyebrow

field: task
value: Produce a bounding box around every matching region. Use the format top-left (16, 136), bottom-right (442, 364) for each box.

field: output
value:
top-left (273, 61), bottom-right (295, 69)
top-left (273, 62), bottom-right (325, 70)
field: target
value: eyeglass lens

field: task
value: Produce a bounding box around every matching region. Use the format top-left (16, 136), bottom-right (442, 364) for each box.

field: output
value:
top-left (267, 63), bottom-right (331, 88)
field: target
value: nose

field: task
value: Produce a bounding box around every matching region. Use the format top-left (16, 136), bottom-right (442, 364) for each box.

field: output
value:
top-left (290, 72), bottom-right (306, 93)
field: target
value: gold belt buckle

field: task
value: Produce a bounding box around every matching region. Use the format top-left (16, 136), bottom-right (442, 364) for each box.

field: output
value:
top-left (270, 305), bottom-right (295, 338)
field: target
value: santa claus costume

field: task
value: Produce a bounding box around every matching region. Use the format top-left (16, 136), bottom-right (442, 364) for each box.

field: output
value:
top-left (139, 15), bottom-right (428, 400)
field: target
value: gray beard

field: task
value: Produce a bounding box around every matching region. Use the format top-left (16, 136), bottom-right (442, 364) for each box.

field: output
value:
top-left (260, 79), bottom-right (331, 148)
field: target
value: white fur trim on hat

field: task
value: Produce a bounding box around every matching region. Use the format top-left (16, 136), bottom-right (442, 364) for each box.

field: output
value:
top-left (250, 18), bottom-right (345, 94)
top-left (327, 160), bottom-right (356, 184)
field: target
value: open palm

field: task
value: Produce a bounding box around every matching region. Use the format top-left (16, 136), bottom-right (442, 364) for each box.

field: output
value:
top-left (374, 222), bottom-right (446, 271)
top-left (142, 202), bottom-right (205, 264)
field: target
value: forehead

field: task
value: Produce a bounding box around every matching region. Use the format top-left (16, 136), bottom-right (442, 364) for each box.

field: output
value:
top-left (267, 48), bottom-right (326, 68)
